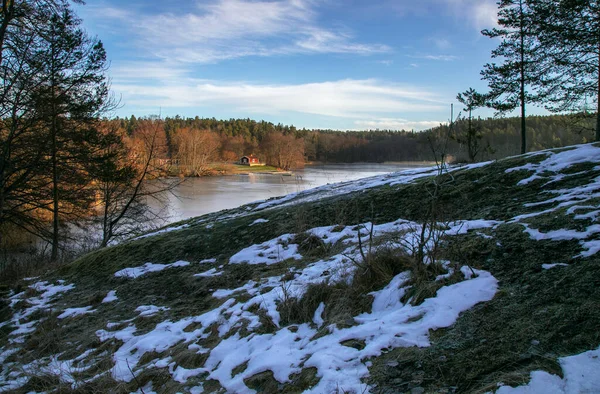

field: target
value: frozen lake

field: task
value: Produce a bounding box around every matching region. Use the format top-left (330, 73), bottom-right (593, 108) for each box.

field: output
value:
top-left (157, 163), bottom-right (428, 223)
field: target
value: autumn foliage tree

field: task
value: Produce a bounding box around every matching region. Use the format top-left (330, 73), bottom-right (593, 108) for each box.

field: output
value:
top-left (261, 132), bottom-right (304, 170)
top-left (173, 128), bottom-right (221, 176)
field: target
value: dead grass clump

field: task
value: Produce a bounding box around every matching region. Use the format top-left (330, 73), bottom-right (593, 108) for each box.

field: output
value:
top-left (278, 280), bottom-right (371, 328)
top-left (138, 350), bottom-right (165, 366)
top-left (281, 367), bottom-right (320, 393)
top-left (70, 374), bottom-right (128, 394)
top-left (350, 247), bottom-right (414, 293)
top-left (244, 370), bottom-right (281, 393)
top-left (20, 372), bottom-right (62, 393)
top-left (172, 348), bottom-right (208, 370)
top-left (129, 366), bottom-right (174, 393)
top-left (294, 232), bottom-right (330, 259)
top-left (232, 360), bottom-right (249, 376)
top-left (254, 307), bottom-right (278, 334)
top-left (24, 314), bottom-right (64, 357)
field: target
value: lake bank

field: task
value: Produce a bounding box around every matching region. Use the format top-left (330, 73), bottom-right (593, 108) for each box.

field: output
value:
top-left (151, 162), bottom-right (426, 224)
top-left (167, 161), bottom-right (437, 178)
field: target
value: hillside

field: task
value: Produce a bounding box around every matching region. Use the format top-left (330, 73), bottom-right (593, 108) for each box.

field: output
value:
top-left (1, 144), bottom-right (600, 393)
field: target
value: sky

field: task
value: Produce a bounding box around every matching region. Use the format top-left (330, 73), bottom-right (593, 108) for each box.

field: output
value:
top-left (75, 0), bottom-right (508, 131)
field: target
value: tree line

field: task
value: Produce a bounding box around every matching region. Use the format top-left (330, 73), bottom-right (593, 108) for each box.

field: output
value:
top-left (110, 113), bottom-right (593, 166)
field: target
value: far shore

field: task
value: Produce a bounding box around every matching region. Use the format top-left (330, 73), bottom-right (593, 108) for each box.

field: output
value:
top-left (169, 161), bottom-right (435, 178)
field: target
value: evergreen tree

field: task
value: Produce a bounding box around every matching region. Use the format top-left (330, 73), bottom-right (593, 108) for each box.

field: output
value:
top-left (0, 0), bottom-right (76, 245)
top-left (531, 0), bottom-right (600, 140)
top-left (456, 88), bottom-right (486, 162)
top-left (481, 0), bottom-right (549, 154)
top-left (32, 8), bottom-right (111, 259)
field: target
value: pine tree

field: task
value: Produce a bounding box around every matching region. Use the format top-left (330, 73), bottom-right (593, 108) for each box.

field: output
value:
top-left (456, 88), bottom-right (486, 162)
top-left (32, 8), bottom-right (111, 259)
top-left (481, 0), bottom-right (549, 154)
top-left (531, 0), bottom-right (600, 140)
top-left (0, 0), bottom-right (74, 244)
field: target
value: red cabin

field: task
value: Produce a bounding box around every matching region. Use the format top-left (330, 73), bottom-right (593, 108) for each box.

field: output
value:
top-left (240, 155), bottom-right (261, 166)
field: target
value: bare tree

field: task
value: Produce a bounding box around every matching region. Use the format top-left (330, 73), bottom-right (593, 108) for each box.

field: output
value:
top-left (173, 128), bottom-right (220, 176)
top-left (91, 118), bottom-right (179, 247)
top-left (261, 132), bottom-right (305, 170)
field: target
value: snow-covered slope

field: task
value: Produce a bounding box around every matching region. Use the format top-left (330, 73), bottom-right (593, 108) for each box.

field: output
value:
top-left (2, 144), bottom-right (600, 393)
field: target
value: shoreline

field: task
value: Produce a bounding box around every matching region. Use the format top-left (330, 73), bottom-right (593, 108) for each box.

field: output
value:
top-left (168, 161), bottom-right (433, 179)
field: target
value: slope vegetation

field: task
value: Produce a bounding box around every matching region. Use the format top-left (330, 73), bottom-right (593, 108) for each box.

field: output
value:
top-left (1, 144), bottom-right (600, 393)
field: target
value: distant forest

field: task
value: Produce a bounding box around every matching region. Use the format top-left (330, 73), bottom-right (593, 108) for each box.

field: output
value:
top-left (112, 113), bottom-right (595, 168)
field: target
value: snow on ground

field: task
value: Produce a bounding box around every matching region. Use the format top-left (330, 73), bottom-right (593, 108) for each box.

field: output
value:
top-left (92, 219), bottom-right (500, 393)
top-left (199, 258), bottom-right (217, 264)
top-left (499, 144), bottom-right (600, 258)
top-left (542, 263), bottom-right (569, 270)
top-left (114, 260), bottom-right (191, 279)
top-left (249, 218), bottom-right (269, 226)
top-left (229, 234), bottom-right (302, 265)
top-left (102, 290), bottom-right (118, 303)
top-left (0, 281), bottom-right (76, 391)
top-left (135, 305), bottom-right (171, 317)
top-left (58, 306), bottom-right (96, 319)
top-left (5, 145), bottom-right (600, 392)
top-left (253, 166), bottom-right (439, 211)
top-left (506, 144), bottom-right (600, 186)
top-left (194, 267), bottom-right (223, 278)
top-left (495, 345), bottom-right (600, 393)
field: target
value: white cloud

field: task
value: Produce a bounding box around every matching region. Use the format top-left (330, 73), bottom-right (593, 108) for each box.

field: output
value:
top-left (91, 0), bottom-right (389, 64)
top-left (112, 78), bottom-right (446, 120)
top-left (354, 118), bottom-right (443, 131)
top-left (392, 0), bottom-right (498, 30)
top-left (109, 61), bottom-right (190, 82)
top-left (471, 1), bottom-right (499, 30)
top-left (442, 0), bottom-right (498, 30)
top-left (409, 54), bottom-right (458, 62)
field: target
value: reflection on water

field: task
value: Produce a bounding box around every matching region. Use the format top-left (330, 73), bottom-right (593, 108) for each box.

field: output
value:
top-left (157, 163), bottom-right (426, 224)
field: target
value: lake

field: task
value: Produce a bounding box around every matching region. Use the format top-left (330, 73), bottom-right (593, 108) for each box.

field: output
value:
top-left (157, 163), bottom-right (428, 224)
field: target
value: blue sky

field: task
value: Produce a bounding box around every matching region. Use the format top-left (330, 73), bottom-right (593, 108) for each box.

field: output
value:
top-left (75, 0), bottom-right (512, 130)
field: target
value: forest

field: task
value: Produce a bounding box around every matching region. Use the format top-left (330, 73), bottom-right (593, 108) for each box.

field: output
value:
top-left (113, 112), bottom-right (595, 170)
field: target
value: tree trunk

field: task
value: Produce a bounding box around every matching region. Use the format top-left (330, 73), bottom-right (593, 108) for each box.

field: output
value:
top-left (51, 124), bottom-right (59, 260)
top-left (0, 0), bottom-right (15, 66)
top-left (596, 47), bottom-right (600, 141)
top-left (50, 30), bottom-right (59, 261)
top-left (520, 0), bottom-right (527, 154)
top-left (468, 108), bottom-right (474, 162)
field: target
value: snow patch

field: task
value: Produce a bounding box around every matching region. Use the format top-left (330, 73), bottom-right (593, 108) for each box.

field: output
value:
top-left (102, 290), bottom-right (118, 303)
top-left (249, 218), bottom-right (269, 226)
top-left (229, 234), bottom-right (302, 265)
top-left (135, 305), bottom-right (170, 317)
top-left (542, 263), bottom-right (569, 270)
top-left (194, 268), bottom-right (223, 278)
top-left (114, 260), bottom-right (191, 279)
top-left (495, 345), bottom-right (600, 393)
top-left (58, 306), bottom-right (96, 319)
